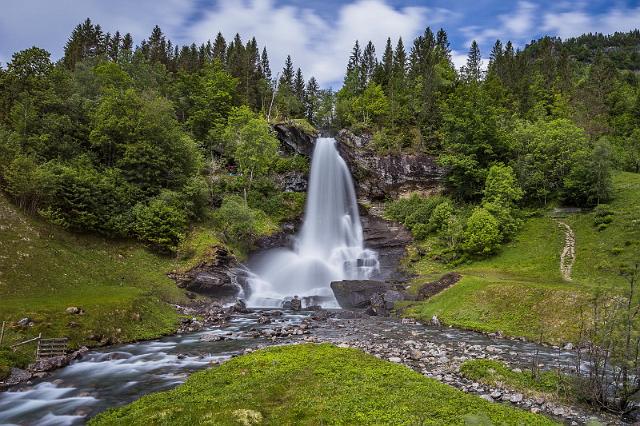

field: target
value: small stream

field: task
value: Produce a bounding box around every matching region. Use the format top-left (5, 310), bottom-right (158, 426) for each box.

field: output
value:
top-left (0, 311), bottom-right (585, 426)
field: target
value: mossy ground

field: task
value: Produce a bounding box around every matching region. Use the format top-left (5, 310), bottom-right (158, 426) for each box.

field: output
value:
top-left (460, 359), bottom-right (573, 403)
top-left (90, 343), bottom-right (556, 425)
top-left (403, 172), bottom-right (640, 344)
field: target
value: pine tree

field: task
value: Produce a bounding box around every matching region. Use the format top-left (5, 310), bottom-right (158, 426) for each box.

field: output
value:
top-left (436, 28), bottom-right (451, 59)
top-left (121, 33), bottom-right (133, 61)
top-left (393, 38), bottom-right (407, 78)
top-left (294, 68), bottom-right (305, 104)
top-left (305, 76), bottom-right (320, 124)
top-left (212, 32), bottom-right (227, 63)
top-left (347, 40), bottom-right (362, 75)
top-left (279, 55), bottom-right (294, 89)
top-left (361, 41), bottom-right (377, 86)
top-left (147, 25), bottom-right (168, 65)
top-left (488, 40), bottom-right (504, 79)
top-left (260, 47), bottom-right (272, 81)
top-left (380, 37), bottom-right (394, 89)
top-left (463, 40), bottom-right (482, 82)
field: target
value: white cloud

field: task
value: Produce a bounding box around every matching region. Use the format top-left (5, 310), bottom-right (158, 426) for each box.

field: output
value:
top-left (0, 0), bottom-right (194, 62)
top-left (462, 1), bottom-right (537, 47)
top-left (188, 0), bottom-right (436, 87)
top-left (543, 6), bottom-right (640, 40)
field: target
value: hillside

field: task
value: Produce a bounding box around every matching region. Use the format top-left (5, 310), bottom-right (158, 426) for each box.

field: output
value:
top-left (405, 171), bottom-right (640, 343)
top-left (0, 192), bottom-right (190, 375)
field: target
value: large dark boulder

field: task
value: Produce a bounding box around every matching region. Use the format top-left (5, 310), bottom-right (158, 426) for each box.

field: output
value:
top-left (272, 123), bottom-right (318, 156)
top-left (330, 280), bottom-right (408, 309)
top-left (336, 129), bottom-right (447, 200)
top-left (169, 246), bottom-right (241, 298)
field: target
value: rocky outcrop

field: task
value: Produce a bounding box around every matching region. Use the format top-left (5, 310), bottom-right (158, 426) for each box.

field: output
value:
top-left (336, 129), bottom-right (447, 200)
top-left (276, 171), bottom-right (308, 193)
top-left (169, 246), bottom-right (242, 298)
top-left (330, 280), bottom-right (409, 311)
top-left (361, 214), bottom-right (412, 282)
top-left (272, 123), bottom-right (317, 156)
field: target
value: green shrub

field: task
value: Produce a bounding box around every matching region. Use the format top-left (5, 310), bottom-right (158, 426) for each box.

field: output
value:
top-left (213, 195), bottom-right (267, 250)
top-left (132, 195), bottom-right (188, 253)
top-left (429, 199), bottom-right (454, 232)
top-left (463, 207), bottom-right (502, 256)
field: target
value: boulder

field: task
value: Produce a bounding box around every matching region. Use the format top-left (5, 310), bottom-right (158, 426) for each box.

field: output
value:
top-left (336, 129), bottom-right (447, 200)
top-left (30, 355), bottom-right (69, 372)
top-left (16, 317), bottom-right (31, 327)
top-left (330, 280), bottom-right (408, 310)
top-left (169, 246), bottom-right (242, 298)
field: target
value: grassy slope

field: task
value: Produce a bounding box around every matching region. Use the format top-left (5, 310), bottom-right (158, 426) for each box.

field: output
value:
top-left (0, 193), bottom-right (189, 373)
top-left (404, 172), bottom-right (640, 344)
top-left (91, 344), bottom-right (555, 425)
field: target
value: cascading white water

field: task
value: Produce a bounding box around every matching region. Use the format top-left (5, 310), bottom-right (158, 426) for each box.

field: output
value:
top-left (246, 137), bottom-right (378, 307)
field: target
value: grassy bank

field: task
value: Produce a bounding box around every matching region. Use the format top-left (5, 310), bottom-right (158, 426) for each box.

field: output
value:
top-left (0, 193), bottom-right (190, 377)
top-left (404, 172), bottom-right (640, 343)
top-left (460, 359), bottom-right (572, 402)
top-left (91, 343), bottom-right (556, 425)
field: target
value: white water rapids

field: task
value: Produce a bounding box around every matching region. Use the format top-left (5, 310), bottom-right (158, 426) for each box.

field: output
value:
top-left (246, 137), bottom-right (379, 307)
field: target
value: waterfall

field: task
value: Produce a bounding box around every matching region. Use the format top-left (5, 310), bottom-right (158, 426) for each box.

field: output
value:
top-left (246, 137), bottom-right (378, 307)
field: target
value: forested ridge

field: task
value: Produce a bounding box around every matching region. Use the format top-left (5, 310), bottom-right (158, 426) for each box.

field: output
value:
top-left (0, 18), bottom-right (639, 258)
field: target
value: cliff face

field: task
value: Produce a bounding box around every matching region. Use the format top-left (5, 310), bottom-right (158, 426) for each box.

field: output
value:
top-left (335, 129), bottom-right (447, 200)
top-left (272, 123), bottom-right (317, 156)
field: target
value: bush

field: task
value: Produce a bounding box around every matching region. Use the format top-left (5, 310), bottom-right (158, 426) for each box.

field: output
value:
top-left (131, 196), bottom-right (188, 253)
top-left (404, 196), bottom-right (447, 230)
top-left (213, 195), bottom-right (267, 250)
top-left (463, 207), bottom-right (502, 256)
top-left (429, 200), bottom-right (454, 232)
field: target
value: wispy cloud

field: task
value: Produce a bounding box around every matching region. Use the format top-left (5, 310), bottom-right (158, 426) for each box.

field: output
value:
top-left (543, 5), bottom-right (640, 39)
top-left (189, 0), bottom-right (436, 87)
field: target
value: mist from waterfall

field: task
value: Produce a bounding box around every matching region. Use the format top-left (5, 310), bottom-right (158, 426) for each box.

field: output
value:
top-left (246, 137), bottom-right (378, 307)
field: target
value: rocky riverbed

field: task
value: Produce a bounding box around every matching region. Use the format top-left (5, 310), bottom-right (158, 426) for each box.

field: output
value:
top-left (1, 306), bottom-right (621, 425)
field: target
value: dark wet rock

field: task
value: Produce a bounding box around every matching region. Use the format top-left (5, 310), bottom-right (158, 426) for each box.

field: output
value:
top-left (305, 305), bottom-right (322, 311)
top-left (257, 315), bottom-right (271, 324)
top-left (290, 296), bottom-right (302, 311)
top-left (30, 356), bottom-right (69, 372)
top-left (278, 171), bottom-right (308, 192)
top-left (330, 280), bottom-right (408, 309)
top-left (272, 123), bottom-right (318, 156)
top-left (253, 223), bottom-right (297, 250)
top-left (336, 129), bottom-right (446, 200)
top-left (368, 292), bottom-right (388, 317)
top-left (232, 299), bottom-right (250, 314)
top-left (69, 346), bottom-right (89, 361)
top-left (0, 368), bottom-right (31, 387)
top-left (169, 246), bottom-right (241, 298)
top-left (361, 214), bottom-right (412, 282)
top-left (417, 272), bottom-right (462, 301)
top-left (311, 310), bottom-right (330, 321)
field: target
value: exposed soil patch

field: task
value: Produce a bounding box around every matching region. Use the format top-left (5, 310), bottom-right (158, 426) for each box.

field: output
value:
top-left (417, 272), bottom-right (462, 300)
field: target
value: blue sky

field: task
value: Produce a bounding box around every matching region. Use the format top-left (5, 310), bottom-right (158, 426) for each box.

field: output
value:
top-left (1, 0), bottom-right (639, 88)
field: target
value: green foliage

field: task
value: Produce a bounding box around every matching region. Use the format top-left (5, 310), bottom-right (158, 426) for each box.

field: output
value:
top-left (439, 83), bottom-right (510, 200)
top-left (90, 344), bottom-right (554, 425)
top-left (212, 195), bottom-right (275, 252)
top-left (429, 199), bottom-right (454, 232)
top-left (482, 164), bottom-right (523, 239)
top-left (463, 207), bottom-right (502, 256)
top-left (132, 195), bottom-right (188, 253)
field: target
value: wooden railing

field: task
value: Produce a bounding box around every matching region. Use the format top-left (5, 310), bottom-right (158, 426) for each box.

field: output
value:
top-left (36, 338), bottom-right (68, 360)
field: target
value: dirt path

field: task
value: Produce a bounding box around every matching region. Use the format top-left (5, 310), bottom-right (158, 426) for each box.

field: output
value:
top-left (556, 220), bottom-right (576, 281)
